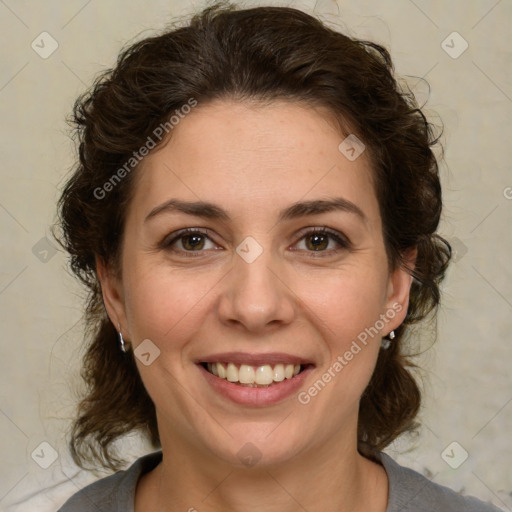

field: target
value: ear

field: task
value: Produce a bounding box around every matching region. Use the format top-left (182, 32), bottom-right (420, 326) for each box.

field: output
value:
top-left (95, 255), bottom-right (128, 335)
top-left (383, 247), bottom-right (417, 331)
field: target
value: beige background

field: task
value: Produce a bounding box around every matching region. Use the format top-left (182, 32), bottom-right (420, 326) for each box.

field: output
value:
top-left (0, 0), bottom-right (511, 510)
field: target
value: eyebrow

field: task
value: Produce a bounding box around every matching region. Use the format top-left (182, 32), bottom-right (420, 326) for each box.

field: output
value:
top-left (144, 197), bottom-right (367, 224)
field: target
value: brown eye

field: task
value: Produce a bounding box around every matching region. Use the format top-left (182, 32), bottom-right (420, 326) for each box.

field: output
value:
top-left (293, 227), bottom-right (350, 256)
top-left (180, 233), bottom-right (206, 251)
top-left (305, 232), bottom-right (330, 251)
top-left (164, 228), bottom-right (218, 256)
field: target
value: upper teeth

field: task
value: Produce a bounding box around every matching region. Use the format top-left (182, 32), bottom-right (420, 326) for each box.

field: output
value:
top-left (206, 362), bottom-right (301, 385)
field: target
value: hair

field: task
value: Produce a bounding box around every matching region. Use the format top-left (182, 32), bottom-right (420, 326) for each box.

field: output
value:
top-left (54, 0), bottom-right (451, 471)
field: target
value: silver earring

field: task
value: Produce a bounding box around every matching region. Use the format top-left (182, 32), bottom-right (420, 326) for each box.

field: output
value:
top-left (118, 326), bottom-right (128, 353)
top-left (381, 330), bottom-right (395, 350)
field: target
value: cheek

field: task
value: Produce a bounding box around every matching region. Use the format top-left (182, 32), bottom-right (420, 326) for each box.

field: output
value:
top-left (294, 265), bottom-right (388, 346)
top-left (293, 270), bottom-right (386, 416)
top-left (124, 263), bottom-right (216, 345)
top-left (124, 259), bottom-right (388, 348)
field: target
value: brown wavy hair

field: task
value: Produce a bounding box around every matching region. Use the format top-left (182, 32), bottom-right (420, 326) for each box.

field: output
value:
top-left (53, 1), bottom-right (451, 471)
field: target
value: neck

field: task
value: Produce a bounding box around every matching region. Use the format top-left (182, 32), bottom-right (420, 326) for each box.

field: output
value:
top-left (135, 429), bottom-right (388, 512)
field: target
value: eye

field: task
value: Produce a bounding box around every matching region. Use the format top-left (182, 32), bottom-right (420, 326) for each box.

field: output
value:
top-left (292, 226), bottom-right (351, 256)
top-left (162, 226), bottom-right (351, 258)
top-left (163, 228), bottom-right (219, 256)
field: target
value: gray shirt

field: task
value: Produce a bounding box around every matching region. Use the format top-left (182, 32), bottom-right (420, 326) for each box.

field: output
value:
top-left (57, 450), bottom-right (502, 511)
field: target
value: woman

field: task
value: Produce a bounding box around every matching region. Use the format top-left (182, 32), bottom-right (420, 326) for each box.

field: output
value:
top-left (54, 2), bottom-right (501, 511)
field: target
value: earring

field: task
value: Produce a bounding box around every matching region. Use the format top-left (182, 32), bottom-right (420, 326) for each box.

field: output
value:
top-left (381, 330), bottom-right (395, 350)
top-left (117, 324), bottom-right (128, 353)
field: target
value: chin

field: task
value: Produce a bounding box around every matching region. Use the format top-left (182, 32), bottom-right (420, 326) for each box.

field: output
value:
top-left (198, 423), bottom-right (309, 468)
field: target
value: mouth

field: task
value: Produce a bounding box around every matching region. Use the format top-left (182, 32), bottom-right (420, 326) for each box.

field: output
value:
top-left (196, 352), bottom-right (315, 405)
top-left (200, 361), bottom-right (310, 387)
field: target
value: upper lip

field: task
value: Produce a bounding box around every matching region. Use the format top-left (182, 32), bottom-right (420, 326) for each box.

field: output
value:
top-left (196, 352), bottom-right (314, 367)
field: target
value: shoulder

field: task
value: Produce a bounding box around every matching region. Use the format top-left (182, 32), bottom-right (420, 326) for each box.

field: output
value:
top-left (56, 451), bottom-right (163, 512)
top-left (379, 452), bottom-right (503, 512)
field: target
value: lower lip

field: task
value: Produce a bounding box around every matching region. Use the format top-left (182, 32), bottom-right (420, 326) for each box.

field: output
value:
top-left (198, 364), bottom-right (313, 406)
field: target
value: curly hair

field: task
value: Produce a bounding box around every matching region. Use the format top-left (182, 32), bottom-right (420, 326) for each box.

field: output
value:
top-left (54, 1), bottom-right (451, 471)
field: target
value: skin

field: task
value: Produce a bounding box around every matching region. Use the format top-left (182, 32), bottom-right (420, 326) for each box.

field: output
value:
top-left (96, 99), bottom-right (416, 512)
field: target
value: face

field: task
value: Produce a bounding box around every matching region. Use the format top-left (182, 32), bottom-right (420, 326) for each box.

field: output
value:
top-left (98, 99), bottom-right (413, 468)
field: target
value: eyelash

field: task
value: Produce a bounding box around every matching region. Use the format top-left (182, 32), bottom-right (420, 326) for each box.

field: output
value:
top-left (162, 226), bottom-right (351, 258)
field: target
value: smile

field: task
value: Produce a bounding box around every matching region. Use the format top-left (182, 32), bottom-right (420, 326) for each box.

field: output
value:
top-left (202, 362), bottom-right (304, 387)
top-left (197, 352), bottom-right (314, 405)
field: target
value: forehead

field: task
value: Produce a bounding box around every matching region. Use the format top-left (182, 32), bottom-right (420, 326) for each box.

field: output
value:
top-left (127, 99), bottom-right (380, 226)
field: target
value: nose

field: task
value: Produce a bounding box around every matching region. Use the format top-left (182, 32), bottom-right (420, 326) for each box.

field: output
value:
top-left (217, 246), bottom-right (296, 333)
